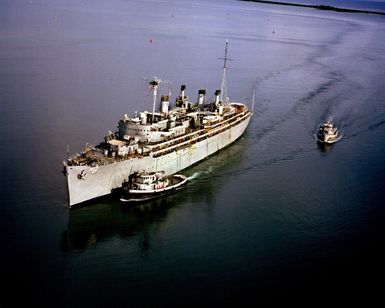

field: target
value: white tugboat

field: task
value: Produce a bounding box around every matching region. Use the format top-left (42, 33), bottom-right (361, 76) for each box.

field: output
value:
top-left (120, 171), bottom-right (188, 203)
top-left (317, 121), bottom-right (340, 144)
top-left (63, 40), bottom-right (252, 206)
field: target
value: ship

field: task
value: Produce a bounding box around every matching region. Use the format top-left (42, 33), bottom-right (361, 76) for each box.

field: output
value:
top-left (317, 120), bottom-right (340, 144)
top-left (63, 40), bottom-right (252, 206)
top-left (120, 171), bottom-right (188, 203)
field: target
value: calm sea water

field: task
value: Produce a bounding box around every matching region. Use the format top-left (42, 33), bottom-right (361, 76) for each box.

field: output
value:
top-left (1, 0), bottom-right (385, 305)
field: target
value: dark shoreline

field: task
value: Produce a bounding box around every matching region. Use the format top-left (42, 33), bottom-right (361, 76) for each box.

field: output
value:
top-left (239, 0), bottom-right (385, 16)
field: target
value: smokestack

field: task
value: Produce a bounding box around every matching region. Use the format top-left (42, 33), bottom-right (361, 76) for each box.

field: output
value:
top-left (180, 85), bottom-right (186, 99)
top-left (161, 95), bottom-right (169, 114)
top-left (198, 89), bottom-right (206, 105)
top-left (215, 89), bottom-right (221, 105)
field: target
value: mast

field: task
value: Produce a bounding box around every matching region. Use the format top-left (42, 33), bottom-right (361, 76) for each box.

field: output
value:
top-left (66, 144), bottom-right (70, 159)
top-left (149, 79), bottom-right (159, 123)
top-left (220, 39), bottom-right (229, 103)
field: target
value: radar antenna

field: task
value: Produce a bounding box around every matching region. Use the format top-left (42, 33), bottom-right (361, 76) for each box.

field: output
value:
top-left (149, 78), bottom-right (160, 123)
top-left (147, 76), bottom-right (171, 123)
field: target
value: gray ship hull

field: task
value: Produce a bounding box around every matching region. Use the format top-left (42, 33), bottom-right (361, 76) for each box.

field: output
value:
top-left (66, 113), bottom-right (250, 206)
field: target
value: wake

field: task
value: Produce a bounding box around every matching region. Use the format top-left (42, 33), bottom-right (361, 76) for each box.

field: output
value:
top-left (187, 172), bottom-right (201, 181)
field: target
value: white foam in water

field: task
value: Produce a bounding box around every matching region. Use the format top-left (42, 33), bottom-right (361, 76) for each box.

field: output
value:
top-left (187, 172), bottom-right (201, 180)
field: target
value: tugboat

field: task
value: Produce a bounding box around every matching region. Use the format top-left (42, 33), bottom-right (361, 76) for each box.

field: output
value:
top-left (317, 121), bottom-right (340, 144)
top-left (120, 171), bottom-right (188, 203)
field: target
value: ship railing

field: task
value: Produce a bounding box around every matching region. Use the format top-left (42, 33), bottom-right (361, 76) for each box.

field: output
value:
top-left (203, 110), bottom-right (248, 129)
top-left (151, 110), bottom-right (251, 158)
top-left (147, 109), bottom-right (249, 152)
top-left (145, 128), bottom-right (205, 150)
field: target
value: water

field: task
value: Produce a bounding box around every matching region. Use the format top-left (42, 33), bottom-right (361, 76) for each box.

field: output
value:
top-left (1, 0), bottom-right (385, 305)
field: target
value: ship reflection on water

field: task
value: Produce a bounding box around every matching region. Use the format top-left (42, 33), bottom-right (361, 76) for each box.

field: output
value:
top-left (61, 173), bottom-right (225, 253)
top-left (317, 141), bottom-right (334, 153)
top-left (61, 184), bottom-right (214, 253)
top-left (61, 198), bottom-right (174, 253)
